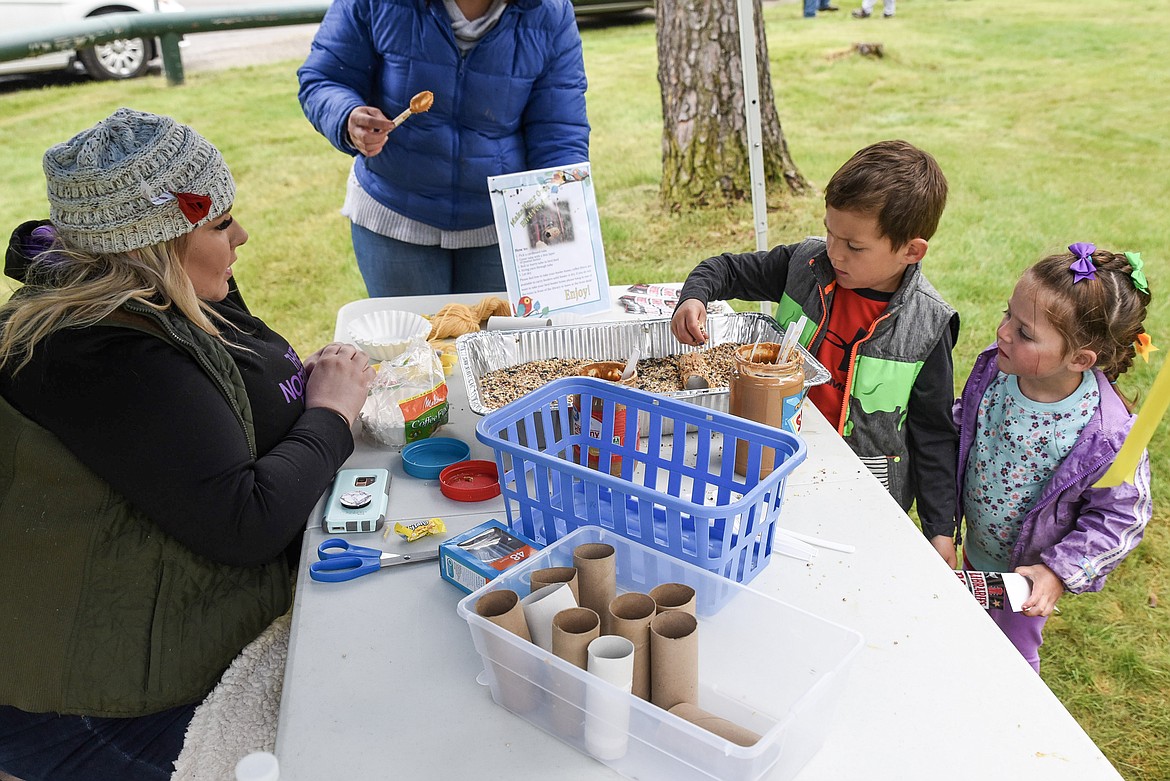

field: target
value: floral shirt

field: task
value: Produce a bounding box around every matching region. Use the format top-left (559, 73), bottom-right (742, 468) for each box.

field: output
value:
top-left (962, 371), bottom-right (1099, 571)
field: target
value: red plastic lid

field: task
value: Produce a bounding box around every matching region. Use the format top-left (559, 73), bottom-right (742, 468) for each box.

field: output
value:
top-left (439, 460), bottom-right (501, 502)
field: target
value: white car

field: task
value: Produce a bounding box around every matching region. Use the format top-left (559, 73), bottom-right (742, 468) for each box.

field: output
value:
top-left (0, 0), bottom-right (185, 81)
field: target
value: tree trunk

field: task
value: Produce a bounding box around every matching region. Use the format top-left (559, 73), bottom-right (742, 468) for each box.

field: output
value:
top-left (657, 0), bottom-right (809, 210)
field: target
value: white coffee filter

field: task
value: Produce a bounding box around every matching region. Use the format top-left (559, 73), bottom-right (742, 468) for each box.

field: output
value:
top-left (347, 310), bottom-right (431, 361)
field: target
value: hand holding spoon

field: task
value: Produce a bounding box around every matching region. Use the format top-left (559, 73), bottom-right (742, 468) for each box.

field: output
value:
top-left (392, 91), bottom-right (435, 126)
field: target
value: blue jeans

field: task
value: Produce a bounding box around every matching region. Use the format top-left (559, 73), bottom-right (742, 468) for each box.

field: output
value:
top-left (0, 703), bottom-right (194, 781)
top-left (804, 0), bottom-right (835, 14)
top-left (350, 223), bottom-right (506, 298)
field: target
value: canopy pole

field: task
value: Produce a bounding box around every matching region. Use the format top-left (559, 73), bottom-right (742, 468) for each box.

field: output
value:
top-left (735, 0), bottom-right (771, 313)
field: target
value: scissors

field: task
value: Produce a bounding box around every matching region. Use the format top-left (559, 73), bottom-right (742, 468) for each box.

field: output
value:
top-left (309, 538), bottom-right (439, 583)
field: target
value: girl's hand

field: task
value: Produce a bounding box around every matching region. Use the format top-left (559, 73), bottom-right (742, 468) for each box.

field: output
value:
top-left (671, 299), bottom-right (708, 346)
top-left (304, 342), bottom-right (375, 426)
top-left (929, 535), bottom-right (958, 568)
top-left (1015, 563), bottom-right (1064, 617)
top-left (346, 106), bottom-right (395, 157)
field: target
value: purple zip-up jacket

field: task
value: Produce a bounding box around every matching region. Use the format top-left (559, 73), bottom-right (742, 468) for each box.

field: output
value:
top-left (955, 345), bottom-right (1151, 593)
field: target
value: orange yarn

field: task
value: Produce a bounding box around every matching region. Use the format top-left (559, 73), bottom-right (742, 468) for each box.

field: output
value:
top-left (427, 295), bottom-right (512, 340)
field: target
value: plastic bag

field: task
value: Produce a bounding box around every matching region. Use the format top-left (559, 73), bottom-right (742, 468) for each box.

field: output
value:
top-left (359, 338), bottom-right (449, 448)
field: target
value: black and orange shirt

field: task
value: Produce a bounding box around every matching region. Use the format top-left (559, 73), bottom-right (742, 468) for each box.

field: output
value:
top-left (808, 286), bottom-right (892, 428)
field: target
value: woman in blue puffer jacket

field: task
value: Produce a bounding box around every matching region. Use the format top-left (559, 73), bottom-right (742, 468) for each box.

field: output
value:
top-left (298, 0), bottom-right (590, 297)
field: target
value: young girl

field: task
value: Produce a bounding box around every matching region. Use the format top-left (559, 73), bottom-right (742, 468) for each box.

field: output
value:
top-left (955, 242), bottom-right (1154, 672)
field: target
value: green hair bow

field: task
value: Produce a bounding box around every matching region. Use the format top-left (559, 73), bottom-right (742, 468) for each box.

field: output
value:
top-left (1124, 251), bottom-right (1149, 294)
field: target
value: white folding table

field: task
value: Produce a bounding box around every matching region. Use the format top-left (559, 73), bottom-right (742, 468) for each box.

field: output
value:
top-left (274, 291), bottom-right (1120, 780)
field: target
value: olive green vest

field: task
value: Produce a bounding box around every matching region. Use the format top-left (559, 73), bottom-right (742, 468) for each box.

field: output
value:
top-left (0, 306), bottom-right (290, 717)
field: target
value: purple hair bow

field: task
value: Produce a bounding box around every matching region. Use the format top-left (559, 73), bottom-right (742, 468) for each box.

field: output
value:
top-left (1068, 242), bottom-right (1097, 283)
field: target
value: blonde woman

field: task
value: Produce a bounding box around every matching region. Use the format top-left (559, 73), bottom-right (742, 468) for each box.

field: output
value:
top-left (0, 108), bottom-right (373, 781)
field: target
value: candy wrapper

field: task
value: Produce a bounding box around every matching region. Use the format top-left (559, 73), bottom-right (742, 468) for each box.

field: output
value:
top-left (954, 570), bottom-right (1032, 611)
top-left (359, 338), bottom-right (449, 448)
top-left (393, 517), bottom-right (447, 542)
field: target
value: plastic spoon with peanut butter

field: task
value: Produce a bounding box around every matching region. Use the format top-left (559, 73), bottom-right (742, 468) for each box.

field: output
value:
top-left (391, 91), bottom-right (434, 127)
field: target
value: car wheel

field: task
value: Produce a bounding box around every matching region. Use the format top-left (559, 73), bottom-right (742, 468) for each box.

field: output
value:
top-left (77, 11), bottom-right (152, 80)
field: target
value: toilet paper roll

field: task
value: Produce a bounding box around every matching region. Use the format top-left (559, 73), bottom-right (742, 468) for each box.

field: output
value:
top-left (585, 635), bottom-right (636, 761)
top-left (486, 316), bottom-right (553, 330)
top-left (552, 607), bottom-right (600, 670)
top-left (574, 543), bottom-right (617, 634)
top-left (677, 351), bottom-right (709, 390)
top-left (650, 610), bottom-right (698, 711)
top-left (650, 582), bottom-right (696, 616)
top-left (608, 592), bottom-right (655, 700)
top-left (668, 703), bottom-right (762, 747)
top-left (475, 589), bottom-right (531, 642)
top-left (474, 589), bottom-right (538, 714)
top-left (549, 607), bottom-right (600, 740)
top-left (520, 582), bottom-right (578, 652)
top-left (530, 566), bottom-right (580, 605)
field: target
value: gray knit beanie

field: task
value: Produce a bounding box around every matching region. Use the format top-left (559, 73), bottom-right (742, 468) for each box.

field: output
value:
top-left (43, 107), bottom-right (236, 254)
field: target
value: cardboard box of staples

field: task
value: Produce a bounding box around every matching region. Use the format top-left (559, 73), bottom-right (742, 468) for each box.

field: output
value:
top-left (440, 519), bottom-right (543, 594)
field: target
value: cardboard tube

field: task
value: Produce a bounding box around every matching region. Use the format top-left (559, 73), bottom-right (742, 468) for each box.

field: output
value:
top-left (549, 607), bottom-right (600, 741)
top-left (608, 592), bottom-right (655, 700)
top-left (573, 543), bottom-right (617, 634)
top-left (475, 589), bottom-right (531, 642)
top-left (668, 703), bottom-right (761, 747)
top-left (473, 589), bottom-right (537, 714)
top-left (585, 635), bottom-right (636, 761)
top-left (650, 582), bottom-right (696, 616)
top-left (521, 583), bottom-right (578, 652)
top-left (650, 611), bottom-right (698, 711)
top-left (486, 315), bottom-right (553, 330)
top-left (677, 351), bottom-right (709, 390)
top-left (551, 607), bottom-right (600, 670)
top-left (530, 566), bottom-right (580, 605)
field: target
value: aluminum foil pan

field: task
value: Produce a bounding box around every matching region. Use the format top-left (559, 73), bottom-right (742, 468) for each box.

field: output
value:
top-left (456, 312), bottom-right (830, 416)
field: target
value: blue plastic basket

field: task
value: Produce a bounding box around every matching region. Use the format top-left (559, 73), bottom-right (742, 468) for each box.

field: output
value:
top-left (475, 376), bottom-right (806, 583)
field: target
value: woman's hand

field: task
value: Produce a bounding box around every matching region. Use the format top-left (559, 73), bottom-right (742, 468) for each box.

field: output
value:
top-left (1016, 563), bottom-right (1064, 617)
top-left (671, 299), bottom-right (708, 346)
top-left (304, 342), bottom-right (375, 426)
top-left (346, 106), bottom-right (395, 157)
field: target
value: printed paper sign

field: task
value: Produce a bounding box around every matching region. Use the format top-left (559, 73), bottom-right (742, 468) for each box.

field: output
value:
top-left (488, 163), bottom-right (611, 318)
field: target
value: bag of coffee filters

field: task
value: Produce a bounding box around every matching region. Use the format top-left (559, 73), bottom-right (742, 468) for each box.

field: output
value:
top-left (359, 338), bottom-right (449, 447)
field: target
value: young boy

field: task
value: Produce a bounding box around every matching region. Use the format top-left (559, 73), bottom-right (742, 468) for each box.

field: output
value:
top-left (671, 140), bottom-right (960, 565)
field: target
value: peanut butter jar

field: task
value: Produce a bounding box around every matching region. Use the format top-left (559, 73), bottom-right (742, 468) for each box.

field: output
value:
top-left (728, 343), bottom-right (804, 478)
top-left (571, 361), bottom-right (637, 476)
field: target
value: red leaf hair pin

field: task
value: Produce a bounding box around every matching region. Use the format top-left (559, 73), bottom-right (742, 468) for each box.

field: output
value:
top-left (172, 192), bottom-right (212, 224)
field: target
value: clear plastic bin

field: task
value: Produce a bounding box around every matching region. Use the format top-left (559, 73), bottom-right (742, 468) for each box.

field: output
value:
top-left (456, 527), bottom-right (864, 781)
top-left (475, 376), bottom-right (806, 583)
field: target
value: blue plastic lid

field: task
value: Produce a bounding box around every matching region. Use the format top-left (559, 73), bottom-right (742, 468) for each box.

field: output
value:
top-left (402, 437), bottom-right (472, 480)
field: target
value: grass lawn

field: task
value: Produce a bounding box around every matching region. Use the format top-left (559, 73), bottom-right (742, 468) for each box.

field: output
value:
top-left (0, 0), bottom-right (1167, 776)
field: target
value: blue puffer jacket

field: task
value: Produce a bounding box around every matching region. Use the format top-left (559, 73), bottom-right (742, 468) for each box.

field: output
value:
top-left (298, 0), bottom-right (590, 231)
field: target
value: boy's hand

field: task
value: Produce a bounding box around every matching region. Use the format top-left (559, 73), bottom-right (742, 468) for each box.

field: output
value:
top-left (671, 299), bottom-right (708, 345)
top-left (929, 535), bottom-right (957, 568)
top-left (1016, 563), bottom-right (1064, 617)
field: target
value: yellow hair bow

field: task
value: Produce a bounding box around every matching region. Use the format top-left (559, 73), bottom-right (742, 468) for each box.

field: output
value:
top-left (1135, 332), bottom-right (1158, 362)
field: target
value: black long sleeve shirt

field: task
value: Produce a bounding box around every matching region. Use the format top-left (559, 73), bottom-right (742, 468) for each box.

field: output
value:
top-left (0, 291), bottom-right (353, 566)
